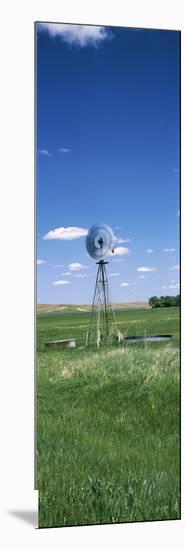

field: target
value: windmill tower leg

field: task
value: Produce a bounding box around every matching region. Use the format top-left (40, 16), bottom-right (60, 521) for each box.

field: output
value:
top-left (86, 262), bottom-right (101, 347)
top-left (86, 260), bottom-right (123, 347)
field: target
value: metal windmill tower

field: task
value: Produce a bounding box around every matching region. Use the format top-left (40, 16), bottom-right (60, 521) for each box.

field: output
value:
top-left (85, 223), bottom-right (123, 348)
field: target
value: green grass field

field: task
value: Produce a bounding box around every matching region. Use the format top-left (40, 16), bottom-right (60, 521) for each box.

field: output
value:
top-left (37, 306), bottom-right (180, 528)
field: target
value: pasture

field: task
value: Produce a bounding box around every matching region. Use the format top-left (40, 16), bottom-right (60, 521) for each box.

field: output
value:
top-left (37, 305), bottom-right (180, 528)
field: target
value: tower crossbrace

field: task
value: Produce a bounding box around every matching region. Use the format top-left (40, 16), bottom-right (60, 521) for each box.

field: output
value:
top-left (86, 260), bottom-right (123, 347)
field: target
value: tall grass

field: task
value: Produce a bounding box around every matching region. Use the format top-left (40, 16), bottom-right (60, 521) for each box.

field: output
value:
top-left (38, 343), bottom-right (180, 527)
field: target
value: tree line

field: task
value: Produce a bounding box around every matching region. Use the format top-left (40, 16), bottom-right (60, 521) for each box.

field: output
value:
top-left (148, 295), bottom-right (180, 308)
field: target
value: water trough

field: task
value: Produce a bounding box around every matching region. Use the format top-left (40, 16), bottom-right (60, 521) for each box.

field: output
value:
top-left (124, 335), bottom-right (172, 345)
top-left (45, 339), bottom-right (76, 349)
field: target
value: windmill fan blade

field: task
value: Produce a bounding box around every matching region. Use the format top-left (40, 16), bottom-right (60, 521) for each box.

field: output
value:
top-left (86, 223), bottom-right (115, 260)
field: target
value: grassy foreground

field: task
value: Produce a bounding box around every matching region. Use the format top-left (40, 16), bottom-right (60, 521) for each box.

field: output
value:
top-left (37, 307), bottom-right (180, 528)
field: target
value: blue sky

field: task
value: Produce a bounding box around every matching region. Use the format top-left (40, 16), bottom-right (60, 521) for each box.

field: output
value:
top-left (36, 23), bottom-right (180, 304)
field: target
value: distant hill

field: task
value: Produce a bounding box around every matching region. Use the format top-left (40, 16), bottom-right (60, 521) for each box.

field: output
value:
top-left (37, 302), bottom-right (149, 314)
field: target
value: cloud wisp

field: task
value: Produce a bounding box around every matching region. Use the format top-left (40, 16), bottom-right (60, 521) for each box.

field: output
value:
top-left (115, 237), bottom-right (131, 244)
top-left (37, 259), bottom-right (46, 265)
top-left (170, 265), bottom-right (179, 271)
top-left (68, 262), bottom-right (87, 271)
top-left (146, 249), bottom-right (154, 253)
top-left (52, 280), bottom-right (71, 286)
top-left (163, 248), bottom-right (176, 253)
top-left (162, 283), bottom-right (179, 290)
top-left (38, 149), bottom-right (52, 157)
top-left (38, 23), bottom-right (112, 47)
top-left (43, 226), bottom-right (88, 240)
top-left (120, 282), bottom-right (129, 287)
top-left (74, 273), bottom-right (88, 278)
top-left (137, 266), bottom-right (157, 273)
top-left (59, 147), bottom-right (71, 154)
top-left (109, 273), bottom-right (120, 277)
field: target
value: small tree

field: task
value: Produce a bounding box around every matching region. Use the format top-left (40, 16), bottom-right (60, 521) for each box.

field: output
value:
top-left (148, 296), bottom-right (159, 308)
top-left (149, 294), bottom-right (180, 308)
top-left (159, 296), bottom-right (165, 307)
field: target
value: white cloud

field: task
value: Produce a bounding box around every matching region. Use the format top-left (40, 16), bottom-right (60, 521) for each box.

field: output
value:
top-left (170, 265), bottom-right (179, 271)
top-left (138, 275), bottom-right (146, 279)
top-left (137, 266), bottom-right (157, 272)
top-left (74, 273), bottom-right (88, 278)
top-left (68, 262), bottom-right (87, 271)
top-left (169, 283), bottom-right (179, 289)
top-left (37, 259), bottom-right (46, 265)
top-left (147, 249), bottom-right (154, 253)
top-left (108, 246), bottom-right (130, 257)
top-left (52, 280), bottom-right (71, 286)
top-left (162, 283), bottom-right (179, 290)
top-left (43, 226), bottom-right (88, 240)
top-left (38, 23), bottom-right (111, 47)
top-left (163, 248), bottom-right (176, 252)
top-left (120, 282), bottom-right (129, 287)
top-left (115, 237), bottom-right (131, 244)
top-left (109, 273), bottom-right (120, 277)
top-left (61, 272), bottom-right (71, 276)
top-left (38, 149), bottom-right (51, 157)
top-left (59, 147), bottom-right (71, 154)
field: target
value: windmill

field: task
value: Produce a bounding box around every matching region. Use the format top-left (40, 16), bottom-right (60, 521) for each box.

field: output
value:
top-left (85, 223), bottom-right (123, 347)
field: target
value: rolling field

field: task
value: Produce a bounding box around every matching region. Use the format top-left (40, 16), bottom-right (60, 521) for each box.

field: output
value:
top-left (37, 306), bottom-right (180, 528)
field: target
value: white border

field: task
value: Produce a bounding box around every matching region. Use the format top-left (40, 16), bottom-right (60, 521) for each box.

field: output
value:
top-left (0, 1), bottom-right (184, 548)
